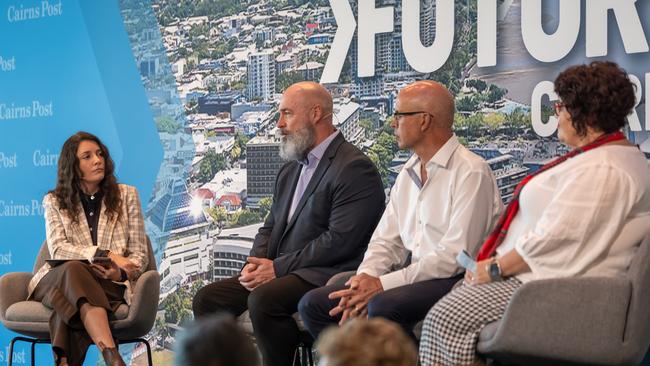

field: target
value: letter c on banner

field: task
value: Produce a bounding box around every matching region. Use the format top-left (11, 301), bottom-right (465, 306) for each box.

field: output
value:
top-left (531, 81), bottom-right (558, 137)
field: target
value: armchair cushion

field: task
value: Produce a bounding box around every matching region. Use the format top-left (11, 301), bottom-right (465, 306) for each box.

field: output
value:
top-left (5, 302), bottom-right (129, 323)
top-left (477, 276), bottom-right (631, 365)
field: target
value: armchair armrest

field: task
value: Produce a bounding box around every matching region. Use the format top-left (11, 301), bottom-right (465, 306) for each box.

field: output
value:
top-left (120, 270), bottom-right (160, 336)
top-left (0, 272), bottom-right (33, 324)
top-left (477, 277), bottom-right (631, 365)
top-left (326, 271), bottom-right (355, 286)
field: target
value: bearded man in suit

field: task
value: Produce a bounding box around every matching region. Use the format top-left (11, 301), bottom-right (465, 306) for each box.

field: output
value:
top-left (193, 81), bottom-right (385, 366)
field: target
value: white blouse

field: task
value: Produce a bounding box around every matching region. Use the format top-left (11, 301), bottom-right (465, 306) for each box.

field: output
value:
top-left (497, 145), bottom-right (650, 282)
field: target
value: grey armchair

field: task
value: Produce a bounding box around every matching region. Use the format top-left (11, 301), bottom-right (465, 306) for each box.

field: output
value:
top-left (0, 237), bottom-right (160, 366)
top-left (477, 234), bottom-right (650, 366)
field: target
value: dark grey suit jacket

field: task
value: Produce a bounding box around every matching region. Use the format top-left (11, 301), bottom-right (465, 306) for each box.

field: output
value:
top-left (249, 133), bottom-right (385, 286)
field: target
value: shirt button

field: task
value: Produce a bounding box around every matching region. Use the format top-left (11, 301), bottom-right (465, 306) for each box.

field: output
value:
top-left (89, 212), bottom-right (94, 216)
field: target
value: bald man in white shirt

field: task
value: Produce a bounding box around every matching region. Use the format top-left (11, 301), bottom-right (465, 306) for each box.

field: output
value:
top-left (298, 80), bottom-right (503, 339)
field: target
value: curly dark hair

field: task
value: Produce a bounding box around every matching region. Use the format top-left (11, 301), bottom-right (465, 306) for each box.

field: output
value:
top-left (50, 131), bottom-right (122, 224)
top-left (554, 61), bottom-right (636, 137)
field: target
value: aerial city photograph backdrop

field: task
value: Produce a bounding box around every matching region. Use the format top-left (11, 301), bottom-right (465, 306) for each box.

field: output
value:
top-left (1, 0), bottom-right (649, 364)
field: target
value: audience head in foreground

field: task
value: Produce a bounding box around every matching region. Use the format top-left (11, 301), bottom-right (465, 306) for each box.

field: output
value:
top-left (174, 314), bottom-right (259, 366)
top-left (317, 318), bottom-right (417, 366)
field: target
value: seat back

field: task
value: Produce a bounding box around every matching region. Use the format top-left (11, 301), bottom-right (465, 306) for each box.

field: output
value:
top-left (623, 233), bottom-right (650, 363)
top-left (33, 236), bottom-right (157, 273)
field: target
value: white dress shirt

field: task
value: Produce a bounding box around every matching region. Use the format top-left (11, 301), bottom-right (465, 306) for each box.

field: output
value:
top-left (357, 135), bottom-right (503, 290)
top-left (497, 145), bottom-right (650, 282)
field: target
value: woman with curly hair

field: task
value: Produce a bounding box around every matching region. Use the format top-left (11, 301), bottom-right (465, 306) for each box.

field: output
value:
top-left (27, 132), bottom-right (149, 366)
top-left (418, 61), bottom-right (650, 366)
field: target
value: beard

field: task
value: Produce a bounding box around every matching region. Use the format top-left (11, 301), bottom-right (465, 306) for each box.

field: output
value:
top-left (277, 123), bottom-right (316, 161)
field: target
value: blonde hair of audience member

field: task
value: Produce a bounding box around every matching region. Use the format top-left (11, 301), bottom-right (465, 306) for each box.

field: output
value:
top-left (316, 318), bottom-right (417, 366)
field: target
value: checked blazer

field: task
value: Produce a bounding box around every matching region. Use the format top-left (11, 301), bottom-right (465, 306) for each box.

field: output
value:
top-left (28, 184), bottom-right (149, 304)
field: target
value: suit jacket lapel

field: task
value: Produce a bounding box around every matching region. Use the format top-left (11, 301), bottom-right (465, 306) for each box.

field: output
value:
top-left (266, 163), bottom-right (301, 258)
top-left (282, 134), bottom-right (344, 236)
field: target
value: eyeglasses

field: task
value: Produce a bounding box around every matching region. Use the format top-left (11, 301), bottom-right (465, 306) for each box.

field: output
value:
top-left (393, 111), bottom-right (432, 120)
top-left (554, 101), bottom-right (565, 115)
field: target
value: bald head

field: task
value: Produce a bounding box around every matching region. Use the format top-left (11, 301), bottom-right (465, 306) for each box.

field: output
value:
top-left (283, 81), bottom-right (334, 123)
top-left (398, 80), bottom-right (455, 130)
top-left (277, 82), bottom-right (336, 154)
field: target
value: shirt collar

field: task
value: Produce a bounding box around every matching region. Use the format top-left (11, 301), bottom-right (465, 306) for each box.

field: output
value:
top-left (406, 135), bottom-right (460, 169)
top-left (421, 134), bottom-right (461, 169)
top-left (404, 134), bottom-right (460, 187)
top-left (299, 130), bottom-right (340, 166)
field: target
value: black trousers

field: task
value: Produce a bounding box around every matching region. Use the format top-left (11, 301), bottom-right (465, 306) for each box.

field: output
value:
top-left (193, 274), bottom-right (316, 366)
top-left (297, 273), bottom-right (463, 341)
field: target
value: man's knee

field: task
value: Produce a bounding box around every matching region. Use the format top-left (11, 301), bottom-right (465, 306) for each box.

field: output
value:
top-left (246, 285), bottom-right (275, 320)
top-left (367, 293), bottom-right (400, 320)
top-left (297, 287), bottom-right (321, 319)
top-left (192, 280), bottom-right (244, 318)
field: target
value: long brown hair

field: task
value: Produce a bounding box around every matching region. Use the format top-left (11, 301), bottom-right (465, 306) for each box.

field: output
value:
top-left (50, 131), bottom-right (122, 223)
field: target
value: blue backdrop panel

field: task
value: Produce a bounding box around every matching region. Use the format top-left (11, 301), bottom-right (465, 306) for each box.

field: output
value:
top-left (0, 0), bottom-right (163, 364)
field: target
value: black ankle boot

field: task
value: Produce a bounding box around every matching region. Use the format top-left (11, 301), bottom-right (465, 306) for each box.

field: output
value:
top-left (99, 342), bottom-right (126, 366)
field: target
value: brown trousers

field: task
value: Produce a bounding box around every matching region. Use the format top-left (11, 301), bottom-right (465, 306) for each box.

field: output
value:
top-left (31, 261), bottom-right (125, 366)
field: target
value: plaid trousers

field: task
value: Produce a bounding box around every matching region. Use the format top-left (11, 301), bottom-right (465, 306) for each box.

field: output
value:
top-left (419, 277), bottom-right (522, 366)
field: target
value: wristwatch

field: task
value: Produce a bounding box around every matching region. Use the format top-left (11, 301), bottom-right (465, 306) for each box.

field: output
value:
top-left (487, 258), bottom-right (503, 282)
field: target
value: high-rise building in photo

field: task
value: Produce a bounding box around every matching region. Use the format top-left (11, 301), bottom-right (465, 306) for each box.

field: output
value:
top-left (247, 51), bottom-right (276, 102)
top-left (246, 132), bottom-right (282, 209)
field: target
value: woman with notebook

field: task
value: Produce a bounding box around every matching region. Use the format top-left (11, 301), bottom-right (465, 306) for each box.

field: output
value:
top-left (27, 131), bottom-right (149, 366)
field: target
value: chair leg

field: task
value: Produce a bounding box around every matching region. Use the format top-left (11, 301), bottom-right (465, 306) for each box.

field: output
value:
top-left (296, 343), bottom-right (314, 366)
top-left (119, 338), bottom-right (153, 366)
top-left (7, 337), bottom-right (48, 366)
top-left (31, 341), bottom-right (36, 366)
top-left (144, 338), bottom-right (153, 366)
top-left (8, 337), bottom-right (16, 366)
top-left (302, 344), bottom-right (309, 366)
top-left (307, 345), bottom-right (314, 366)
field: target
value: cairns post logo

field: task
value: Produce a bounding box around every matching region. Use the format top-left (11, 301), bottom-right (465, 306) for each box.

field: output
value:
top-left (0, 152), bottom-right (18, 168)
top-left (0, 345), bottom-right (26, 364)
top-left (0, 251), bottom-right (11, 266)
